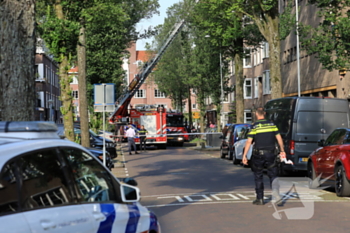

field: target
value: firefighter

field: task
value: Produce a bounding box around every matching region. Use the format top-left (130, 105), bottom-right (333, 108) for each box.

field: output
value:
top-left (242, 107), bottom-right (286, 205)
top-left (139, 125), bottom-right (148, 151)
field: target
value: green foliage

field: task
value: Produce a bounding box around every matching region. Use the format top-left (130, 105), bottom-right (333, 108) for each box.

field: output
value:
top-left (299, 0), bottom-right (350, 71)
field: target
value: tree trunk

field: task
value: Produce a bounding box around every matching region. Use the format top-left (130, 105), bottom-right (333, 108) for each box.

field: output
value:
top-left (188, 88), bottom-right (192, 127)
top-left (55, 1), bottom-right (74, 141)
top-left (234, 52), bottom-right (244, 123)
top-left (258, 15), bottom-right (282, 99)
top-left (216, 104), bottom-right (221, 132)
top-left (78, 25), bottom-right (90, 147)
top-left (268, 36), bottom-right (282, 99)
top-left (0, 0), bottom-right (36, 121)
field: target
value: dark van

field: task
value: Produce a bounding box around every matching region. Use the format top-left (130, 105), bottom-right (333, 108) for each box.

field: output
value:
top-left (264, 97), bottom-right (350, 174)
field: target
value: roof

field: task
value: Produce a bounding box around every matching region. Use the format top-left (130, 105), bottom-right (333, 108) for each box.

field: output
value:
top-left (68, 66), bottom-right (79, 73)
top-left (136, 51), bottom-right (148, 62)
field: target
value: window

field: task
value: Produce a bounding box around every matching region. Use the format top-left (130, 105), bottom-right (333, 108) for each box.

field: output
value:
top-left (257, 48), bottom-right (261, 65)
top-left (263, 70), bottom-right (271, 95)
top-left (62, 148), bottom-right (121, 203)
top-left (244, 110), bottom-right (252, 123)
top-left (135, 90), bottom-right (146, 98)
top-left (71, 75), bottom-right (78, 84)
top-left (20, 149), bottom-right (73, 210)
top-left (192, 104), bottom-right (197, 109)
top-left (72, 90), bottom-right (78, 99)
top-left (243, 48), bottom-right (252, 67)
top-left (244, 78), bottom-right (252, 99)
top-left (230, 91), bottom-right (235, 102)
top-left (253, 51), bottom-right (257, 66)
top-left (254, 77), bottom-right (259, 98)
top-left (0, 163), bottom-right (19, 215)
top-left (154, 90), bottom-right (166, 98)
top-left (263, 42), bottom-right (269, 58)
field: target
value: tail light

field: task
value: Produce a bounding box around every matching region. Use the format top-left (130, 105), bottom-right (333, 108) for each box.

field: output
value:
top-left (290, 140), bottom-right (295, 155)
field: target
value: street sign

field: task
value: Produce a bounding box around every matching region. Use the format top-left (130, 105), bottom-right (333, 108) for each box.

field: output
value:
top-left (193, 112), bottom-right (200, 119)
top-left (94, 83), bottom-right (115, 112)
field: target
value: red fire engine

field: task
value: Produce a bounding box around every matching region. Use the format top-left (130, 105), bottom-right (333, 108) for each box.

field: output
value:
top-left (166, 110), bottom-right (189, 146)
top-left (109, 20), bottom-right (186, 148)
top-left (128, 105), bottom-right (167, 149)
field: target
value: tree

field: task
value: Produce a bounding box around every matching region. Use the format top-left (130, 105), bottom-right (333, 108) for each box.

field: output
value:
top-left (0, 0), bottom-right (36, 121)
top-left (36, 0), bottom-right (159, 142)
top-left (230, 0), bottom-right (285, 99)
top-left (192, 0), bottom-right (264, 124)
top-left (151, 0), bottom-right (223, 131)
top-left (299, 0), bottom-right (350, 72)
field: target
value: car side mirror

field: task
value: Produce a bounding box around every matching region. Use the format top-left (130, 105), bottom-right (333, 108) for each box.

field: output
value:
top-left (120, 177), bottom-right (138, 186)
top-left (318, 139), bottom-right (325, 147)
top-left (120, 183), bottom-right (140, 202)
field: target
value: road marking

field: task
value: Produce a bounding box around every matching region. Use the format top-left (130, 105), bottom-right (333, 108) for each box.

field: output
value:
top-left (157, 196), bottom-right (185, 202)
top-left (142, 190), bottom-right (350, 208)
top-left (184, 195), bottom-right (212, 202)
top-left (211, 194), bottom-right (239, 200)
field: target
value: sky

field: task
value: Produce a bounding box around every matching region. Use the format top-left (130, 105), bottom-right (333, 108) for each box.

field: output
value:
top-left (136, 0), bottom-right (181, 51)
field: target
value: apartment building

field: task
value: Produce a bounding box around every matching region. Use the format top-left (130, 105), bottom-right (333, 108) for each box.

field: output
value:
top-left (35, 50), bottom-right (61, 122)
top-left (280, 0), bottom-right (350, 98)
top-left (124, 42), bottom-right (198, 115)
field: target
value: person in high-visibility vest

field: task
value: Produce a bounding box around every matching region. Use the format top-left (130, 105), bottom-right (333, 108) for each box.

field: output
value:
top-left (138, 125), bottom-right (148, 151)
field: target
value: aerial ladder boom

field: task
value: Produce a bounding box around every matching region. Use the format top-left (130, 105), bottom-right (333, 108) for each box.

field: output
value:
top-left (109, 19), bottom-right (186, 124)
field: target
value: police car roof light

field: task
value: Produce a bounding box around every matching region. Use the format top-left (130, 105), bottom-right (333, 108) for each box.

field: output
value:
top-left (0, 121), bottom-right (58, 133)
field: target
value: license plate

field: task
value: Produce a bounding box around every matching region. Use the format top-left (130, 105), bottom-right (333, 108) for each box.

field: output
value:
top-left (168, 137), bottom-right (174, 139)
top-left (299, 157), bottom-right (308, 162)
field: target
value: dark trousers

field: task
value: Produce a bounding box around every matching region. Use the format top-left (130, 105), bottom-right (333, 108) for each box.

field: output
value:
top-left (128, 137), bottom-right (137, 153)
top-left (140, 137), bottom-right (146, 150)
top-left (251, 151), bottom-right (279, 199)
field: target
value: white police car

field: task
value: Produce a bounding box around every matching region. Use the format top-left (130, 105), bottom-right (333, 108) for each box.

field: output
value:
top-left (0, 121), bottom-right (160, 233)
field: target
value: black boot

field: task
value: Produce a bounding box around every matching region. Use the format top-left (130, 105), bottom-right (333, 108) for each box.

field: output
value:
top-left (252, 199), bottom-right (264, 205)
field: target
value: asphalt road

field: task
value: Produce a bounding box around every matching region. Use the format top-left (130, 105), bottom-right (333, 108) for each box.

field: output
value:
top-left (112, 143), bottom-right (350, 233)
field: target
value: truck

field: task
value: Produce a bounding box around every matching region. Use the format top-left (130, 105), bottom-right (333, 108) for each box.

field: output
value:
top-left (109, 20), bottom-right (186, 147)
top-left (166, 110), bottom-right (189, 146)
top-left (129, 105), bottom-right (167, 149)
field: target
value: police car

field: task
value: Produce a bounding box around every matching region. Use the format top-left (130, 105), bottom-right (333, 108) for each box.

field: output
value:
top-left (0, 121), bottom-right (160, 233)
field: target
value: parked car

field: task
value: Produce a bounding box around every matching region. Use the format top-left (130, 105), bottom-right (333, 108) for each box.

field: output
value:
top-left (308, 128), bottom-right (350, 197)
top-left (265, 97), bottom-right (350, 175)
top-left (56, 124), bottom-right (117, 158)
top-left (220, 123), bottom-right (251, 160)
top-left (0, 121), bottom-right (161, 233)
top-left (86, 147), bottom-right (114, 171)
top-left (233, 126), bottom-right (253, 165)
top-left (98, 130), bottom-right (116, 142)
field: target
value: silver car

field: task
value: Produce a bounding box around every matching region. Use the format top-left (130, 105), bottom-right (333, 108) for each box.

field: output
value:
top-left (233, 126), bottom-right (253, 165)
top-left (0, 121), bottom-right (160, 233)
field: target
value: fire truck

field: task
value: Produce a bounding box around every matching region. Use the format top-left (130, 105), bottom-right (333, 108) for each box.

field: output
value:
top-left (109, 20), bottom-right (185, 149)
top-left (166, 110), bottom-right (189, 146)
top-left (128, 105), bottom-right (167, 149)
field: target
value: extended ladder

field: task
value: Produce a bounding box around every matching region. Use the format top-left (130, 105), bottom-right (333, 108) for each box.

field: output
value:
top-left (109, 19), bottom-right (185, 123)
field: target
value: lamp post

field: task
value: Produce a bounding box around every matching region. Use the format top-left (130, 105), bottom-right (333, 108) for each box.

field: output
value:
top-left (295, 0), bottom-right (301, 97)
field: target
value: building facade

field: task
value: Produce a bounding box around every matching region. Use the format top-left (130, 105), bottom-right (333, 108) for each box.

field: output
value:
top-left (35, 52), bottom-right (61, 123)
top-left (124, 42), bottom-right (199, 118)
